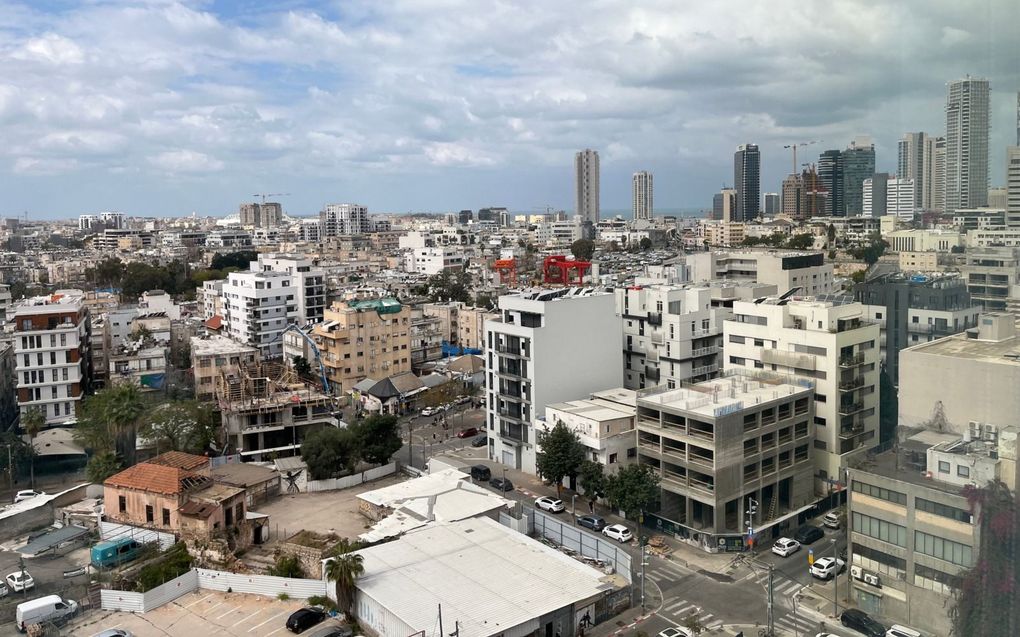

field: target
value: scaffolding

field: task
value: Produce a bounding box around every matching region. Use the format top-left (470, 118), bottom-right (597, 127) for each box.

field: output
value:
top-left (216, 360), bottom-right (334, 415)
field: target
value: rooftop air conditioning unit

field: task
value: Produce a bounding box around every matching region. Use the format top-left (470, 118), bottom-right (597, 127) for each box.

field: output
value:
top-left (983, 424), bottom-right (998, 442)
top-left (863, 573), bottom-right (881, 587)
top-left (850, 565), bottom-right (863, 580)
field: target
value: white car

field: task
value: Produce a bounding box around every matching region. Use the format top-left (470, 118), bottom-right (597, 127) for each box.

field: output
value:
top-left (657, 627), bottom-right (694, 637)
top-left (0, 581), bottom-right (8, 598)
top-left (421, 407), bottom-right (436, 417)
top-left (535, 496), bottom-right (565, 513)
top-left (92, 630), bottom-right (135, 637)
top-left (772, 537), bottom-right (801, 557)
top-left (13, 490), bottom-right (44, 503)
top-left (810, 556), bottom-right (846, 580)
top-left (6, 570), bottom-right (34, 592)
top-left (602, 524), bottom-right (633, 543)
top-left (822, 511), bottom-right (840, 529)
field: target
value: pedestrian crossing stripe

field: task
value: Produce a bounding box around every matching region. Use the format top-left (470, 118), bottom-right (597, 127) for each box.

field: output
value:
top-left (774, 614), bottom-right (820, 630)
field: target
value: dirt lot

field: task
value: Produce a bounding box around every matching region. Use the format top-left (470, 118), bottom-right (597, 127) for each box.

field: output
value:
top-left (255, 473), bottom-right (407, 542)
top-left (67, 590), bottom-right (326, 636)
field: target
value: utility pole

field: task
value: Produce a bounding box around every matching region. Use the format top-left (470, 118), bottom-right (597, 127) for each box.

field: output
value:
top-left (408, 418), bottom-right (414, 467)
top-left (438, 603), bottom-right (443, 637)
top-left (767, 563), bottom-right (775, 636)
top-left (640, 543), bottom-right (648, 610)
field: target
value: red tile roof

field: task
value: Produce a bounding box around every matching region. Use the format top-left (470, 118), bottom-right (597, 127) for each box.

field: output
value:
top-left (104, 463), bottom-right (210, 495)
top-left (205, 315), bottom-right (222, 330)
top-left (147, 451), bottom-right (209, 472)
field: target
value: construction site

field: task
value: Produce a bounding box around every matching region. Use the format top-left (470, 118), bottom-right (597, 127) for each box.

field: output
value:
top-left (216, 359), bottom-right (340, 461)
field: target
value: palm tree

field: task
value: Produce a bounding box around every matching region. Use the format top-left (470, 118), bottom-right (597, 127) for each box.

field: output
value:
top-left (104, 384), bottom-right (146, 467)
top-left (20, 408), bottom-right (46, 489)
top-left (324, 539), bottom-right (365, 620)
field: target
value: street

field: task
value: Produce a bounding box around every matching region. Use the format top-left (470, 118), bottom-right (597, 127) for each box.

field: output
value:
top-left (0, 541), bottom-right (92, 635)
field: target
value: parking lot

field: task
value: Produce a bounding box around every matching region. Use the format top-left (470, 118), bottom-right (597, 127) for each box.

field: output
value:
top-left (0, 540), bottom-right (93, 632)
top-left (67, 591), bottom-right (315, 636)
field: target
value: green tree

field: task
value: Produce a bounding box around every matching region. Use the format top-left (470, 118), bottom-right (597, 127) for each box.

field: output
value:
top-left (293, 356), bottom-right (312, 378)
top-left (348, 414), bottom-right (402, 465)
top-left (535, 421), bottom-right (586, 496)
top-left (578, 460), bottom-right (606, 508)
top-left (142, 401), bottom-right (219, 454)
top-left (77, 384), bottom-right (148, 468)
top-left (86, 451), bottom-right (123, 483)
top-left (785, 233), bottom-right (815, 250)
top-left (210, 251), bottom-right (257, 271)
top-left (570, 238), bottom-right (595, 261)
top-left (301, 427), bottom-right (358, 480)
top-left (422, 268), bottom-right (472, 303)
top-left (324, 539), bottom-right (365, 619)
top-left (0, 432), bottom-right (31, 482)
top-left (826, 223), bottom-right (837, 246)
top-left (639, 237), bottom-right (653, 251)
top-left (20, 408), bottom-right (46, 488)
top-left (605, 463), bottom-right (659, 519)
top-left (84, 258), bottom-right (127, 288)
top-left (681, 613), bottom-right (705, 636)
top-left (267, 553), bottom-right (306, 578)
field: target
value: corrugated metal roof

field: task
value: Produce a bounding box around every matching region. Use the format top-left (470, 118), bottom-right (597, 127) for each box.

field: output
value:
top-left (16, 525), bottom-right (90, 556)
top-left (353, 518), bottom-right (610, 637)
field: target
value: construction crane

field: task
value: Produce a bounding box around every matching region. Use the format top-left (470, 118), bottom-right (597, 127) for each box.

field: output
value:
top-left (252, 193), bottom-right (290, 204)
top-left (782, 141), bottom-right (819, 174)
top-left (272, 324), bottom-right (331, 396)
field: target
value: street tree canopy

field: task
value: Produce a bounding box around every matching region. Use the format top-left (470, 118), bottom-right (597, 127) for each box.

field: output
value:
top-left (301, 427), bottom-right (358, 480)
top-left (570, 238), bottom-right (595, 261)
top-left (348, 414), bottom-right (402, 465)
top-left (535, 420), bottom-right (586, 495)
top-left (605, 463), bottom-right (659, 519)
top-left (578, 460), bottom-right (607, 503)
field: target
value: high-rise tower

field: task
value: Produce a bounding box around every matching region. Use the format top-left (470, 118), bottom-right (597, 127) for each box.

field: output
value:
top-left (574, 149), bottom-right (600, 224)
top-left (733, 144), bottom-right (761, 221)
top-left (945, 77), bottom-right (990, 211)
top-left (632, 171), bottom-right (653, 220)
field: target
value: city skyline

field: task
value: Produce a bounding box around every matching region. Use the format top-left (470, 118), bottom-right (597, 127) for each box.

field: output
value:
top-left (2, 1), bottom-right (1019, 219)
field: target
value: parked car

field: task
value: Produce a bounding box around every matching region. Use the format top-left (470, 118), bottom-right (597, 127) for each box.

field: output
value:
top-left (13, 490), bottom-right (44, 504)
top-left (810, 556), bottom-right (846, 580)
top-left (657, 627), bottom-right (694, 637)
top-left (92, 630), bottom-right (135, 637)
top-left (840, 608), bottom-right (886, 637)
top-left (456, 427), bottom-right (479, 438)
top-left (286, 607), bottom-right (327, 633)
top-left (6, 571), bottom-right (34, 592)
top-left (794, 525), bottom-right (825, 545)
top-left (771, 537), bottom-right (801, 557)
top-left (885, 625), bottom-right (923, 637)
top-left (470, 465), bottom-right (491, 481)
top-left (305, 622), bottom-right (354, 637)
top-left (456, 395), bottom-right (471, 404)
top-left (535, 496), bottom-right (565, 513)
top-left (602, 524), bottom-right (633, 543)
top-left (91, 538), bottom-right (145, 569)
top-left (421, 406), bottom-right (437, 417)
top-left (471, 434), bottom-right (487, 447)
top-left (0, 581), bottom-right (8, 598)
top-left (489, 477), bottom-right (514, 492)
top-left (822, 511), bottom-right (841, 529)
top-left (16, 595), bottom-right (78, 632)
top-left (577, 515), bottom-right (607, 532)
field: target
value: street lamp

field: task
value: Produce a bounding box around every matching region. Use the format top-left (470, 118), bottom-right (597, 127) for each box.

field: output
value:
top-left (571, 494), bottom-right (577, 522)
top-left (831, 538), bottom-right (839, 617)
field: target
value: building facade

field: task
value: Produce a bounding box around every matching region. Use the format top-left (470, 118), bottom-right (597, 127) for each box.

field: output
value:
top-left (734, 144), bottom-right (761, 222)
top-left (191, 335), bottom-right (259, 403)
top-left (1007, 146), bottom-right (1020, 227)
top-left (684, 250), bottom-right (835, 296)
top-left (945, 77), bottom-right (990, 211)
top-left (960, 248), bottom-right (1020, 311)
top-left (632, 171), bottom-right (653, 220)
top-left (886, 177), bottom-right (916, 220)
top-left (574, 149), bottom-right (600, 224)
top-left (842, 139), bottom-right (876, 217)
top-left (898, 132), bottom-right (937, 210)
top-left (543, 388), bottom-right (636, 475)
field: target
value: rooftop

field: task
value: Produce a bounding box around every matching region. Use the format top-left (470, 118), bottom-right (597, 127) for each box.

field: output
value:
top-left (853, 431), bottom-right (971, 497)
top-left (638, 370), bottom-right (813, 418)
top-left (191, 334), bottom-right (259, 357)
top-left (208, 461), bottom-right (279, 487)
top-left (147, 451), bottom-right (210, 472)
top-left (547, 398), bottom-right (634, 423)
top-left (352, 517), bottom-right (611, 637)
top-left (903, 323), bottom-right (1020, 366)
top-left (104, 463), bottom-right (211, 495)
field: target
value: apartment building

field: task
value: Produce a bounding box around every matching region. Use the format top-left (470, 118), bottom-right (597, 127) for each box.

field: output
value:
top-left (321, 203), bottom-right (370, 237)
top-left (484, 288), bottom-right (622, 473)
top-left (108, 339), bottom-right (168, 391)
top-left (405, 247), bottom-right (465, 275)
top-left (702, 221), bottom-right (746, 247)
top-left (898, 313), bottom-right (1020, 432)
top-left (617, 285), bottom-right (724, 390)
top-left (457, 305), bottom-right (498, 351)
top-left (636, 371), bottom-right (815, 552)
top-left (190, 335), bottom-right (259, 403)
top-left (854, 273), bottom-right (980, 383)
top-left (723, 297), bottom-right (880, 487)
top-left (13, 294), bottom-right (91, 425)
top-left (253, 254), bottom-right (326, 326)
top-left (409, 306), bottom-right (443, 370)
top-left (200, 280), bottom-right (224, 320)
top-left (684, 250), bottom-right (834, 295)
top-left (960, 247), bottom-right (1020, 311)
top-left (542, 388), bottom-right (636, 476)
top-left (221, 270), bottom-right (297, 359)
top-left (308, 299), bottom-right (411, 395)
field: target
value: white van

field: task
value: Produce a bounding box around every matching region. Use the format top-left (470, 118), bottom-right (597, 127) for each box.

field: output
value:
top-left (15, 594), bottom-right (78, 632)
top-left (886, 626), bottom-right (922, 637)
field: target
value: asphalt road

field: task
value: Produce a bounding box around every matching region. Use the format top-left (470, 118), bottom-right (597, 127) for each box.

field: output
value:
top-left (0, 540), bottom-right (92, 635)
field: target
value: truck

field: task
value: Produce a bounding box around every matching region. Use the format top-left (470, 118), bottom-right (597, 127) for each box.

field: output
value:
top-left (15, 595), bottom-right (78, 632)
top-left (90, 537), bottom-right (145, 569)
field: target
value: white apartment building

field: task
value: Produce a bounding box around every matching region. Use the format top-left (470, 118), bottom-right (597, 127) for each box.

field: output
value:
top-left (575, 149), bottom-right (600, 224)
top-left (617, 285), bottom-right (724, 390)
top-left (632, 171), bottom-right (653, 220)
top-left (222, 271), bottom-right (299, 359)
top-left (405, 247), bottom-right (465, 275)
top-left (253, 254), bottom-right (326, 326)
top-left (300, 219), bottom-right (321, 242)
top-left (321, 203), bottom-right (370, 237)
top-left (542, 388), bottom-right (636, 475)
top-left (886, 177), bottom-right (916, 220)
top-left (684, 250), bottom-right (834, 295)
top-left (138, 290), bottom-right (180, 321)
top-left (200, 280), bottom-right (224, 320)
top-left (1007, 146), bottom-right (1020, 227)
top-left (484, 288), bottom-right (622, 473)
top-left (884, 229), bottom-right (963, 253)
top-left (724, 297), bottom-right (881, 488)
top-left (13, 294), bottom-right (91, 425)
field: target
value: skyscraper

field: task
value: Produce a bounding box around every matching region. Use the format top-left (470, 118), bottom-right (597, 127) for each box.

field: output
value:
top-left (632, 171), bottom-right (653, 220)
top-left (945, 77), bottom-right (990, 211)
top-left (898, 133), bottom-right (937, 210)
top-left (719, 188), bottom-right (737, 222)
top-left (781, 173), bottom-right (803, 218)
top-left (1006, 146), bottom-right (1020, 227)
top-left (842, 138), bottom-right (876, 216)
top-left (763, 192), bottom-right (780, 216)
top-left (733, 144), bottom-right (760, 221)
top-left (932, 137), bottom-right (947, 213)
top-left (574, 149), bottom-right (600, 223)
top-left (863, 173), bottom-right (889, 217)
top-left (817, 150), bottom-right (843, 216)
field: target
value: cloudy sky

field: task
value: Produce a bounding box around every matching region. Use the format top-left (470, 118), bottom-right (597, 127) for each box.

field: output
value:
top-left (1, 0), bottom-right (1018, 219)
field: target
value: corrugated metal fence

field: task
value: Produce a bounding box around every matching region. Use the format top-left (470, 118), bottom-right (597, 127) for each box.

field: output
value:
top-left (532, 511), bottom-right (633, 583)
top-left (100, 569), bottom-right (198, 613)
top-left (305, 462), bottom-right (396, 492)
top-left (99, 521), bottom-right (176, 551)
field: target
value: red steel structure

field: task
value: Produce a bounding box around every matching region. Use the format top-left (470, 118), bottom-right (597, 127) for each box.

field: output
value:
top-left (493, 258), bottom-right (518, 286)
top-left (543, 255), bottom-right (591, 285)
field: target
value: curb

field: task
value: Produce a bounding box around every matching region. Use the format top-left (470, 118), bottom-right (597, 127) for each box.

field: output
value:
top-left (609, 611), bottom-right (655, 636)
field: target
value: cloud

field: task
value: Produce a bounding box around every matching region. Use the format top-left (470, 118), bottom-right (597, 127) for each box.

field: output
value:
top-left (148, 149), bottom-right (224, 173)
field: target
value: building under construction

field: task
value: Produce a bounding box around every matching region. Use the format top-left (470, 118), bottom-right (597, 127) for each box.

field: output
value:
top-left (216, 359), bottom-right (340, 461)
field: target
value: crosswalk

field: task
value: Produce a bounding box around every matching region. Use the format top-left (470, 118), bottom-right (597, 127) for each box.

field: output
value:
top-left (745, 570), bottom-right (804, 598)
top-left (774, 611), bottom-right (825, 635)
top-left (658, 598), bottom-right (723, 631)
top-left (643, 557), bottom-right (689, 585)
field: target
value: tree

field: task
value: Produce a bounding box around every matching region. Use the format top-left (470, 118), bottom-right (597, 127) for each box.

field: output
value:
top-left (605, 463), bottom-right (659, 519)
top-left (84, 384), bottom-right (146, 467)
top-left (578, 460), bottom-right (606, 508)
top-left (84, 258), bottom-right (126, 288)
top-left (535, 421), bottom-right (586, 496)
top-left (608, 240), bottom-right (620, 252)
top-left (86, 451), bottom-right (123, 483)
top-left (0, 432), bottom-right (31, 481)
top-left (826, 223), bottom-right (837, 246)
top-left (570, 238), bottom-right (595, 261)
top-left (950, 481), bottom-right (1020, 637)
top-left (142, 401), bottom-right (219, 454)
top-left (293, 356), bottom-right (312, 378)
top-left (267, 553), bottom-right (305, 578)
top-left (210, 251), bottom-right (257, 271)
top-left (785, 233), bottom-right (815, 250)
top-left (324, 539), bottom-right (365, 620)
top-left (20, 408), bottom-right (45, 488)
top-left (681, 613), bottom-right (705, 636)
top-left (422, 268), bottom-right (472, 303)
top-left (301, 427), bottom-right (358, 480)
top-left (421, 381), bottom-right (460, 411)
top-left (348, 414), bottom-right (402, 465)
top-left (639, 237), bottom-right (653, 251)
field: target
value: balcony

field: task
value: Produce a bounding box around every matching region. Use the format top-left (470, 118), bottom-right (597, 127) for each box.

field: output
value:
top-left (646, 349), bottom-right (660, 363)
top-left (645, 366), bottom-right (661, 381)
top-left (692, 363), bottom-right (718, 376)
top-left (839, 401), bottom-right (866, 416)
top-left (647, 312), bottom-right (662, 326)
top-left (500, 424), bottom-right (528, 444)
top-left (496, 366), bottom-right (526, 381)
top-left (839, 353), bottom-right (865, 368)
top-left (839, 422), bottom-right (866, 438)
top-left (839, 376), bottom-right (865, 391)
top-left (496, 344), bottom-right (526, 358)
top-left (691, 345), bottom-right (720, 357)
top-left (650, 331), bottom-right (665, 345)
top-left (761, 349), bottom-right (816, 370)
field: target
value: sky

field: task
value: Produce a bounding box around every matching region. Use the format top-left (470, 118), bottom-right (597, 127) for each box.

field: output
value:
top-left (1, 0), bottom-right (1019, 219)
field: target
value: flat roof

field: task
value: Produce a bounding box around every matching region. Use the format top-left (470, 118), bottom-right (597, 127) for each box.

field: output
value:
top-left (638, 373), bottom-right (812, 418)
top-left (353, 517), bottom-right (611, 637)
top-left (190, 335), bottom-right (258, 357)
top-left (904, 330), bottom-right (1020, 366)
top-left (546, 399), bottom-right (633, 423)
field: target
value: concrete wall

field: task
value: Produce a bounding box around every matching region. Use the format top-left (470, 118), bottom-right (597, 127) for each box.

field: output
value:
top-left (306, 463), bottom-right (396, 493)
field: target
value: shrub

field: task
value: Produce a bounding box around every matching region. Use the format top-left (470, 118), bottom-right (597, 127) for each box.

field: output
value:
top-left (308, 595), bottom-right (338, 611)
top-left (135, 543), bottom-right (193, 592)
top-left (267, 553), bottom-right (305, 579)
top-left (278, 592), bottom-right (290, 601)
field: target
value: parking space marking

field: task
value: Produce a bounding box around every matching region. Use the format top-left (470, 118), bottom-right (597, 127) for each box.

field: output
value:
top-left (205, 601), bottom-right (224, 615)
top-left (216, 606), bottom-right (239, 620)
top-left (264, 627), bottom-right (285, 637)
top-left (249, 611), bottom-right (289, 633)
top-left (184, 592), bottom-right (216, 608)
top-left (233, 607), bottom-right (269, 627)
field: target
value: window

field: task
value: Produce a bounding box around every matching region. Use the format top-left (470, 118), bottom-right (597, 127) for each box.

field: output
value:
top-left (914, 531), bottom-right (973, 566)
top-left (813, 440), bottom-right (827, 450)
top-left (145, 505), bottom-right (154, 523)
top-left (853, 512), bottom-right (907, 547)
top-left (608, 453), bottom-right (618, 464)
top-left (119, 496), bottom-right (126, 513)
top-left (814, 416), bottom-right (826, 426)
top-left (729, 356), bottom-right (745, 365)
top-left (957, 465), bottom-right (970, 478)
top-left (938, 461), bottom-right (950, 474)
top-left (852, 481), bottom-right (907, 505)
top-left (729, 335), bottom-right (745, 344)
top-left (854, 543), bottom-right (906, 580)
top-left (627, 447), bottom-right (636, 458)
top-left (814, 393), bottom-right (827, 403)
top-left (915, 498), bottom-right (971, 523)
top-left (914, 563), bottom-right (964, 595)
top-left (162, 508), bottom-right (171, 526)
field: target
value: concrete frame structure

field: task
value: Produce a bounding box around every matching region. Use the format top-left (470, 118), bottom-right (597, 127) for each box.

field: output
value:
top-left (191, 335), bottom-right (259, 403)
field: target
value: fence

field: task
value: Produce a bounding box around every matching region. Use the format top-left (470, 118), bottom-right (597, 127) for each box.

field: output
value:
top-left (99, 568), bottom-right (325, 614)
top-left (100, 521), bottom-right (176, 551)
top-left (531, 511), bottom-right (633, 582)
top-left (305, 462), bottom-right (397, 492)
